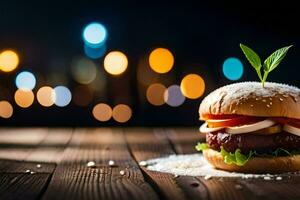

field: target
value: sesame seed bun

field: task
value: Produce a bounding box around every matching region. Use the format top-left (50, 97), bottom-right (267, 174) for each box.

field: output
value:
top-left (199, 82), bottom-right (300, 120)
top-left (203, 148), bottom-right (300, 173)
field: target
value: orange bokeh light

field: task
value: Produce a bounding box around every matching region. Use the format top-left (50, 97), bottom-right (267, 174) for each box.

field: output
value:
top-left (0, 50), bottom-right (19, 72)
top-left (112, 104), bottom-right (132, 123)
top-left (146, 83), bottom-right (166, 106)
top-left (180, 74), bottom-right (205, 99)
top-left (14, 89), bottom-right (34, 108)
top-left (0, 101), bottom-right (13, 118)
top-left (37, 86), bottom-right (55, 107)
top-left (92, 103), bottom-right (112, 122)
top-left (149, 48), bottom-right (174, 73)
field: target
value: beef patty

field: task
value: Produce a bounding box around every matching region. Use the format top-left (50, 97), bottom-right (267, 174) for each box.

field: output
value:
top-left (206, 131), bottom-right (300, 153)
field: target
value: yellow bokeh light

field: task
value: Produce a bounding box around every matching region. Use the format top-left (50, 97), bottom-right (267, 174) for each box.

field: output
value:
top-left (14, 89), bottom-right (34, 108)
top-left (146, 83), bottom-right (166, 106)
top-left (0, 101), bottom-right (13, 118)
top-left (92, 103), bottom-right (112, 122)
top-left (149, 48), bottom-right (174, 74)
top-left (0, 50), bottom-right (19, 72)
top-left (112, 104), bottom-right (132, 123)
top-left (104, 51), bottom-right (128, 75)
top-left (37, 86), bottom-right (55, 107)
top-left (180, 74), bottom-right (205, 99)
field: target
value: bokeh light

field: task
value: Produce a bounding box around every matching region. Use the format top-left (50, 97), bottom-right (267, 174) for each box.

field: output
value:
top-left (14, 89), bottom-right (34, 108)
top-left (164, 85), bottom-right (185, 107)
top-left (222, 57), bottom-right (244, 80)
top-left (37, 86), bottom-right (55, 107)
top-left (84, 44), bottom-right (107, 59)
top-left (146, 83), bottom-right (166, 106)
top-left (180, 74), bottom-right (205, 99)
top-left (15, 71), bottom-right (36, 91)
top-left (92, 103), bottom-right (112, 122)
top-left (73, 86), bottom-right (93, 106)
top-left (149, 48), bottom-right (174, 74)
top-left (0, 50), bottom-right (19, 72)
top-left (71, 57), bottom-right (97, 84)
top-left (83, 22), bottom-right (107, 47)
top-left (104, 51), bottom-right (128, 75)
top-left (112, 104), bottom-right (132, 123)
top-left (54, 86), bottom-right (72, 107)
top-left (0, 101), bottom-right (13, 118)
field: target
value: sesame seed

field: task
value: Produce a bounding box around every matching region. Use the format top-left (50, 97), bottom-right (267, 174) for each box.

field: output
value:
top-left (25, 169), bottom-right (31, 173)
top-left (108, 160), bottom-right (115, 166)
top-left (269, 98), bottom-right (272, 100)
top-left (232, 110), bottom-right (236, 114)
top-left (276, 176), bottom-right (282, 180)
top-left (266, 105), bottom-right (270, 108)
top-left (120, 170), bottom-right (125, 175)
top-left (279, 98), bottom-right (283, 101)
top-left (250, 105), bottom-right (254, 107)
top-left (283, 94), bottom-right (289, 97)
top-left (256, 98), bottom-right (259, 101)
top-left (262, 99), bottom-right (266, 102)
top-left (269, 102), bottom-right (272, 105)
top-left (87, 161), bottom-right (96, 168)
top-left (36, 164), bottom-right (42, 168)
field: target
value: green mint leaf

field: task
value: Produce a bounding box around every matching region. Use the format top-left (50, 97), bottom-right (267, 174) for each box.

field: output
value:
top-left (263, 45), bottom-right (293, 73)
top-left (195, 143), bottom-right (209, 152)
top-left (240, 43), bottom-right (262, 70)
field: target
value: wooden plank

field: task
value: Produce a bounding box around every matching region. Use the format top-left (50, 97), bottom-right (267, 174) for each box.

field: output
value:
top-left (125, 128), bottom-right (208, 200)
top-left (166, 128), bottom-right (205, 154)
top-left (0, 172), bottom-right (51, 200)
top-left (237, 176), bottom-right (300, 200)
top-left (43, 128), bottom-right (159, 200)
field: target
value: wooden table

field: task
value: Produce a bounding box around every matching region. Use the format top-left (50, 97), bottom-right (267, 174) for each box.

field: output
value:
top-left (0, 128), bottom-right (300, 200)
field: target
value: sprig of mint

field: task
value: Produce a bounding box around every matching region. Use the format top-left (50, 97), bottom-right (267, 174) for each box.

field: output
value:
top-left (240, 43), bottom-right (293, 87)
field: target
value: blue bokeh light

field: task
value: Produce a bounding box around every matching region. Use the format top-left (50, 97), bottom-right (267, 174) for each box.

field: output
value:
top-left (54, 86), bottom-right (72, 107)
top-left (84, 44), bottom-right (107, 59)
top-left (83, 23), bottom-right (107, 47)
top-left (15, 71), bottom-right (36, 90)
top-left (222, 57), bottom-right (244, 80)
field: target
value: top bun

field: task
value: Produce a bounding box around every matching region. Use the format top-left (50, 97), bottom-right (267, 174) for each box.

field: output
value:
top-left (199, 82), bottom-right (300, 120)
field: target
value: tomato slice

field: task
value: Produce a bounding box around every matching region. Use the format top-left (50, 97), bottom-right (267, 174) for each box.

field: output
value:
top-left (272, 117), bottom-right (300, 129)
top-left (202, 114), bottom-right (241, 120)
top-left (207, 116), bottom-right (262, 128)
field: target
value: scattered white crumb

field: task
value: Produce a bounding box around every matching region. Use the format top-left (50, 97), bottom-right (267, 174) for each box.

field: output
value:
top-left (174, 174), bottom-right (179, 178)
top-left (108, 160), bottom-right (115, 166)
top-left (36, 164), bottom-right (42, 168)
top-left (87, 161), bottom-right (96, 168)
top-left (204, 175), bottom-right (212, 180)
top-left (276, 176), bottom-right (282, 180)
top-left (263, 176), bottom-right (271, 180)
top-left (30, 171), bottom-right (35, 174)
top-left (139, 161), bottom-right (147, 167)
top-left (119, 170), bottom-right (125, 175)
top-left (145, 154), bottom-right (300, 178)
top-left (25, 169), bottom-right (30, 173)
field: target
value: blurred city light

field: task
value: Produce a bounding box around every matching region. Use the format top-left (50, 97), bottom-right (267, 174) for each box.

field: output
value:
top-left (71, 57), bottom-right (97, 84)
top-left (149, 48), bottom-right (174, 74)
top-left (180, 74), bottom-right (205, 99)
top-left (0, 101), bottom-right (13, 118)
top-left (84, 44), bottom-right (107, 59)
top-left (146, 83), bottom-right (166, 106)
top-left (112, 104), bottom-right (132, 123)
top-left (73, 85), bottom-right (93, 106)
top-left (164, 85), bottom-right (185, 107)
top-left (15, 71), bottom-right (36, 91)
top-left (0, 50), bottom-right (19, 72)
top-left (83, 22), bottom-right (107, 47)
top-left (222, 57), bottom-right (244, 80)
top-left (92, 103), bottom-right (112, 122)
top-left (14, 89), bottom-right (34, 108)
top-left (104, 51), bottom-right (128, 75)
top-left (54, 86), bottom-right (72, 107)
top-left (37, 86), bottom-right (55, 107)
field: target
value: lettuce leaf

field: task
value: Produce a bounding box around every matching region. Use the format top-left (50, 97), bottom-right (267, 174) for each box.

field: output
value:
top-left (195, 143), bottom-right (209, 151)
top-left (195, 143), bottom-right (300, 166)
top-left (220, 147), bottom-right (253, 166)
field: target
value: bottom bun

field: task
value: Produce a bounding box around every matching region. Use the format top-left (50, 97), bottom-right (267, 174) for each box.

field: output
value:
top-left (203, 148), bottom-right (300, 173)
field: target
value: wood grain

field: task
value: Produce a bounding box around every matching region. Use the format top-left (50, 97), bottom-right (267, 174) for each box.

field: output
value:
top-left (125, 128), bottom-right (208, 200)
top-left (0, 173), bottom-right (51, 200)
top-left (43, 128), bottom-right (159, 200)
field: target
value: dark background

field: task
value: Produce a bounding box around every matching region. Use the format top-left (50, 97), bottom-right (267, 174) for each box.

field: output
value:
top-left (0, 1), bottom-right (299, 126)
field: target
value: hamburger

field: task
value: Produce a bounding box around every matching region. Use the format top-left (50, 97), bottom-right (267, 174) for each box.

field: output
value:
top-left (197, 82), bottom-right (300, 173)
